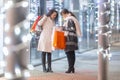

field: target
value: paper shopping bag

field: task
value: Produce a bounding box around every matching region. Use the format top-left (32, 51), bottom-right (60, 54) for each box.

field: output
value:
top-left (53, 30), bottom-right (66, 49)
top-left (30, 16), bottom-right (42, 32)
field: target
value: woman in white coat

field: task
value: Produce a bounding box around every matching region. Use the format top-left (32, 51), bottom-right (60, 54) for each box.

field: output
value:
top-left (37, 9), bottom-right (58, 72)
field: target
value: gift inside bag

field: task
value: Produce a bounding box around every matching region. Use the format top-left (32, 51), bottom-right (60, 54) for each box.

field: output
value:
top-left (53, 30), bottom-right (66, 49)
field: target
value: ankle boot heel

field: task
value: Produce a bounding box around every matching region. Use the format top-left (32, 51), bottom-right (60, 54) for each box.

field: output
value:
top-left (47, 68), bottom-right (53, 72)
top-left (72, 69), bottom-right (75, 73)
top-left (65, 68), bottom-right (75, 73)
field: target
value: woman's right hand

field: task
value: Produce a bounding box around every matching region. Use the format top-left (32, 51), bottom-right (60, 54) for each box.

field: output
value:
top-left (55, 26), bottom-right (63, 31)
top-left (64, 31), bottom-right (68, 36)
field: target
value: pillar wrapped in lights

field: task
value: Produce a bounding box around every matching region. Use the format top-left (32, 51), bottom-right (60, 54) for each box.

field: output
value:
top-left (97, 0), bottom-right (111, 80)
top-left (4, 0), bottom-right (30, 80)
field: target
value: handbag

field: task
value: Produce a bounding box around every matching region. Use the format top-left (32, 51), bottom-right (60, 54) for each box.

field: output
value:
top-left (53, 30), bottom-right (66, 49)
top-left (30, 16), bottom-right (42, 32)
top-left (30, 16), bottom-right (43, 40)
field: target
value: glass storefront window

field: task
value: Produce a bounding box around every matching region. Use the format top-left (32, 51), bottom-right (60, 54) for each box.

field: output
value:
top-left (29, 0), bottom-right (98, 66)
top-left (65, 0), bottom-right (97, 52)
top-left (29, 0), bottom-right (66, 66)
top-left (1, 0), bottom-right (118, 69)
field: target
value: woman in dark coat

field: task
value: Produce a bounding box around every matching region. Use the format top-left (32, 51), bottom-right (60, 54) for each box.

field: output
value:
top-left (61, 9), bottom-right (82, 73)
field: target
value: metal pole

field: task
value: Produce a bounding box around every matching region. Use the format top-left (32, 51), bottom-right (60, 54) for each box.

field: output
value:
top-left (98, 0), bottom-right (111, 80)
top-left (4, 0), bottom-right (29, 80)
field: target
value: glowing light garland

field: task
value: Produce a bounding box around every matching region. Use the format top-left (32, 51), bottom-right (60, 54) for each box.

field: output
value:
top-left (3, 0), bottom-right (32, 79)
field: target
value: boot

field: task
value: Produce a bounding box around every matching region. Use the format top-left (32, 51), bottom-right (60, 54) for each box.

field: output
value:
top-left (65, 51), bottom-right (75, 73)
top-left (47, 53), bottom-right (53, 72)
top-left (65, 68), bottom-right (75, 73)
top-left (42, 52), bottom-right (47, 72)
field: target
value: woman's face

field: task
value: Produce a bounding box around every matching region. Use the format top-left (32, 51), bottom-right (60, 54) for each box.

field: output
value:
top-left (61, 13), bottom-right (67, 20)
top-left (50, 12), bottom-right (57, 20)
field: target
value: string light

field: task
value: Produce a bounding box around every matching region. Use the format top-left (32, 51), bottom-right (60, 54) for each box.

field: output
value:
top-left (21, 1), bottom-right (29, 8)
top-left (22, 35), bottom-right (28, 43)
top-left (27, 64), bottom-right (34, 70)
top-left (23, 21), bottom-right (30, 29)
top-left (4, 0), bottom-right (13, 10)
top-left (0, 61), bottom-right (6, 68)
top-left (4, 23), bottom-right (10, 32)
top-left (3, 47), bottom-right (9, 56)
top-left (100, 11), bottom-right (110, 15)
top-left (14, 27), bottom-right (21, 35)
top-left (27, 13), bottom-right (35, 20)
top-left (15, 67), bottom-right (22, 77)
top-left (4, 36), bottom-right (11, 45)
top-left (97, 3), bottom-right (112, 75)
top-left (26, 34), bottom-right (32, 41)
top-left (5, 72), bottom-right (14, 79)
top-left (23, 70), bottom-right (30, 78)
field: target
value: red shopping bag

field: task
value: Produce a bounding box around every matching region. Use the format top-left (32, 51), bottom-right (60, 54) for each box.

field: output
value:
top-left (30, 16), bottom-right (42, 32)
top-left (53, 30), bottom-right (66, 49)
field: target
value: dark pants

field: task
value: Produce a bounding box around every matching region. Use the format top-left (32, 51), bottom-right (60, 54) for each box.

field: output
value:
top-left (65, 51), bottom-right (75, 70)
top-left (41, 52), bottom-right (52, 71)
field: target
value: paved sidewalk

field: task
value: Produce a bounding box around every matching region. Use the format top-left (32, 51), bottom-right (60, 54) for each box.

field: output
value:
top-left (29, 49), bottom-right (98, 80)
top-left (28, 42), bottom-right (120, 80)
top-left (1, 42), bottom-right (120, 80)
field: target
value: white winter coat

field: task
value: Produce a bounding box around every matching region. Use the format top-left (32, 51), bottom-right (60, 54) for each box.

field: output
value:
top-left (37, 15), bottom-right (55, 53)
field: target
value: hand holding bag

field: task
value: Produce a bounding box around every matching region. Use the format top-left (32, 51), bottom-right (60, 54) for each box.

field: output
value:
top-left (30, 16), bottom-right (42, 32)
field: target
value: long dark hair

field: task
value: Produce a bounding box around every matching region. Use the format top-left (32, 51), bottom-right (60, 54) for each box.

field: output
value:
top-left (61, 9), bottom-right (77, 18)
top-left (60, 9), bottom-right (69, 15)
top-left (46, 8), bottom-right (58, 21)
top-left (69, 11), bottom-right (77, 18)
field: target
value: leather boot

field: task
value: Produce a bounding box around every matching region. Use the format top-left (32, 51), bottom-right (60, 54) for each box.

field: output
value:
top-left (65, 51), bottom-right (75, 73)
top-left (42, 52), bottom-right (47, 72)
top-left (47, 53), bottom-right (53, 72)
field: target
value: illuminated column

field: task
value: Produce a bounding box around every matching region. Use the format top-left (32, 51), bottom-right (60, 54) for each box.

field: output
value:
top-left (110, 0), bottom-right (115, 42)
top-left (58, 0), bottom-right (64, 26)
top-left (116, 0), bottom-right (120, 41)
top-left (119, 1), bottom-right (120, 41)
top-left (3, 0), bottom-right (30, 80)
top-left (0, 0), bottom-right (4, 75)
top-left (97, 0), bottom-right (111, 80)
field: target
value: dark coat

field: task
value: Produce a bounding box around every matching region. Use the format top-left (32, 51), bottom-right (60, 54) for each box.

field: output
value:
top-left (63, 19), bottom-right (78, 52)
